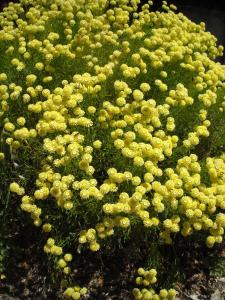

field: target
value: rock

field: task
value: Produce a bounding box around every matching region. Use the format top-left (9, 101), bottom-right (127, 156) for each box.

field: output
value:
top-left (189, 294), bottom-right (200, 300)
top-left (0, 295), bottom-right (20, 300)
top-left (211, 289), bottom-right (223, 300)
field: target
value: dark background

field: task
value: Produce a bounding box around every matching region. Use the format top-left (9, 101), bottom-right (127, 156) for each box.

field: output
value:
top-left (0, 0), bottom-right (225, 62)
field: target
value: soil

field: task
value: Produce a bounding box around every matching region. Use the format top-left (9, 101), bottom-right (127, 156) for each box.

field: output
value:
top-left (0, 227), bottom-right (225, 299)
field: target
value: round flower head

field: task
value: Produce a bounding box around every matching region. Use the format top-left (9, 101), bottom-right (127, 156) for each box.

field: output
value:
top-left (133, 89), bottom-right (144, 101)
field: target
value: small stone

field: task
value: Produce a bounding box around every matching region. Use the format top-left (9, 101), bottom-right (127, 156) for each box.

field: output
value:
top-left (189, 294), bottom-right (200, 300)
top-left (211, 289), bottom-right (223, 300)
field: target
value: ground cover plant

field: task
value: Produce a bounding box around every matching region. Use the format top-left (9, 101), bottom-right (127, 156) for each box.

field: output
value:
top-left (0, 0), bottom-right (225, 299)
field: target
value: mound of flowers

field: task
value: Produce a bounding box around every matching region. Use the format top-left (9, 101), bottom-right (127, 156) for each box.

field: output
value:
top-left (0, 0), bottom-right (225, 298)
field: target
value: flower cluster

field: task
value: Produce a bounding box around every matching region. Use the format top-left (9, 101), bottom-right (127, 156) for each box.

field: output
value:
top-left (136, 268), bottom-right (157, 286)
top-left (133, 288), bottom-right (177, 300)
top-left (64, 286), bottom-right (88, 300)
top-left (133, 267), bottom-right (177, 300)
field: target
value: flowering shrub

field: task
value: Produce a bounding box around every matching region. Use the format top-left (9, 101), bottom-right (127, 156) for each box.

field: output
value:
top-left (0, 0), bottom-right (225, 298)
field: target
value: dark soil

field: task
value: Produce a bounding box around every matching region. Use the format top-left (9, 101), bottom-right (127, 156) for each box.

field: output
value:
top-left (1, 223), bottom-right (225, 300)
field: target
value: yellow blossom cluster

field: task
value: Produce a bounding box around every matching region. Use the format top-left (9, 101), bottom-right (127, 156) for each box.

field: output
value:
top-left (20, 194), bottom-right (42, 226)
top-left (166, 83), bottom-right (193, 106)
top-left (136, 268), bottom-right (157, 286)
top-left (0, 0), bottom-right (225, 298)
top-left (133, 267), bottom-right (177, 300)
top-left (133, 287), bottom-right (177, 300)
top-left (57, 253), bottom-right (73, 275)
top-left (9, 182), bottom-right (25, 196)
top-left (44, 238), bottom-right (63, 256)
top-left (79, 228), bottom-right (101, 251)
top-left (64, 286), bottom-right (88, 300)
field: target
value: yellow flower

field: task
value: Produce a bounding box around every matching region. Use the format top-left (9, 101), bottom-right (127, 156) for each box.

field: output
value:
top-left (206, 236), bottom-right (216, 248)
top-left (119, 217), bottom-right (130, 228)
top-left (133, 156), bottom-right (144, 167)
top-left (71, 292), bottom-right (80, 300)
top-left (140, 82), bottom-right (151, 92)
top-left (159, 289), bottom-right (168, 298)
top-left (26, 74), bottom-right (37, 86)
top-left (47, 238), bottom-right (55, 247)
top-left (4, 122), bottom-right (15, 132)
top-left (137, 268), bottom-right (145, 276)
top-left (63, 267), bottom-right (71, 275)
top-left (9, 182), bottom-right (25, 195)
top-left (64, 253), bottom-right (73, 262)
top-left (0, 153), bottom-right (5, 160)
top-left (93, 140), bottom-right (102, 149)
top-left (35, 62), bottom-right (44, 70)
top-left (89, 242), bottom-right (100, 251)
top-left (51, 245), bottom-right (63, 256)
top-left (116, 97), bottom-right (126, 106)
top-left (133, 89), bottom-right (144, 101)
top-left (58, 259), bottom-right (67, 268)
top-left (0, 73), bottom-right (7, 81)
top-left (135, 277), bottom-right (143, 285)
top-left (42, 223), bottom-right (52, 232)
top-left (87, 106), bottom-right (96, 114)
top-left (132, 176), bottom-right (141, 186)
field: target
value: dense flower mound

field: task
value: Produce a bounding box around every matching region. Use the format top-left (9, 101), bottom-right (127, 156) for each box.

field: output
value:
top-left (0, 0), bottom-right (225, 298)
